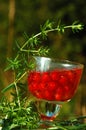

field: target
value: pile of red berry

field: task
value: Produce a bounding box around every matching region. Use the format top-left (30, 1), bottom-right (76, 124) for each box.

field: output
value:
top-left (28, 68), bottom-right (82, 101)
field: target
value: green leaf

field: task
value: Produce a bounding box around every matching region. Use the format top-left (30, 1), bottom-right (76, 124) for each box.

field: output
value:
top-left (42, 20), bottom-right (53, 30)
top-left (2, 83), bottom-right (14, 93)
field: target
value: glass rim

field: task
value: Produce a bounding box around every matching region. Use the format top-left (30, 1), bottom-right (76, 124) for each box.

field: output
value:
top-left (33, 56), bottom-right (84, 69)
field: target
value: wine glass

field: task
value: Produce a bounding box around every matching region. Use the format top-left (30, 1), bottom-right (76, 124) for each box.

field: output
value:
top-left (28, 56), bottom-right (84, 128)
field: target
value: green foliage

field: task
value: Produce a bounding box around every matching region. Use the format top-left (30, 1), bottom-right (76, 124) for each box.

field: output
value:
top-left (0, 98), bottom-right (39, 129)
top-left (0, 20), bottom-right (84, 129)
top-left (47, 116), bottom-right (86, 130)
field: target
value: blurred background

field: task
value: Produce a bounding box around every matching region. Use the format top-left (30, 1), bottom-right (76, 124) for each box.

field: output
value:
top-left (0, 0), bottom-right (86, 120)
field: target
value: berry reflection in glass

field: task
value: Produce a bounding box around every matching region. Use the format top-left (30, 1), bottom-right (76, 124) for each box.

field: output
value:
top-left (28, 56), bottom-right (84, 124)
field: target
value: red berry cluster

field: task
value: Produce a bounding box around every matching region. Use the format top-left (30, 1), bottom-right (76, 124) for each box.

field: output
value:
top-left (28, 69), bottom-right (82, 101)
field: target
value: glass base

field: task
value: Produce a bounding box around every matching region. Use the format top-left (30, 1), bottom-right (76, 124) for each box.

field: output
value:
top-left (35, 100), bottom-right (62, 129)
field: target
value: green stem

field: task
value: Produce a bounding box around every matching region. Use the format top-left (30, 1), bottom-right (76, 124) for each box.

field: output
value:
top-left (15, 71), bottom-right (28, 83)
top-left (20, 49), bottom-right (39, 53)
top-left (13, 71), bottom-right (28, 107)
top-left (64, 24), bottom-right (83, 29)
top-left (20, 24), bottom-right (83, 50)
top-left (14, 82), bottom-right (20, 107)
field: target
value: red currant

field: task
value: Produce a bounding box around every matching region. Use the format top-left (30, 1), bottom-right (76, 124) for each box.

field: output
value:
top-left (48, 81), bottom-right (56, 91)
top-left (50, 70), bottom-right (59, 81)
top-left (29, 82), bottom-right (38, 93)
top-left (28, 71), bottom-right (41, 83)
top-left (55, 87), bottom-right (63, 101)
top-left (44, 90), bottom-right (53, 100)
top-left (59, 75), bottom-right (67, 86)
top-left (41, 72), bottom-right (50, 82)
